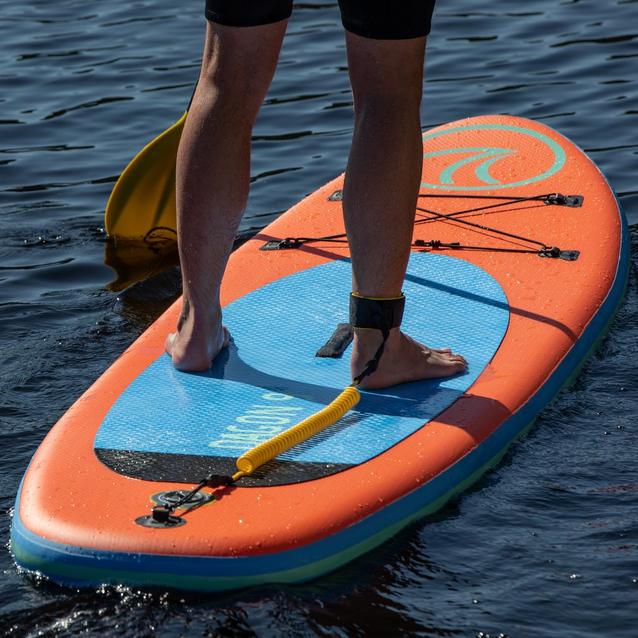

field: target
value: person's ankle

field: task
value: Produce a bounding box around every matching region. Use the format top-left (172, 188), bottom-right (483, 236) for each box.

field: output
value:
top-left (353, 326), bottom-right (400, 350)
top-left (180, 300), bottom-right (222, 329)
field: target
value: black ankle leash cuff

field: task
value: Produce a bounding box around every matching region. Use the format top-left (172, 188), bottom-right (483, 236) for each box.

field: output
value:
top-left (349, 294), bottom-right (405, 336)
top-left (349, 294), bottom-right (405, 386)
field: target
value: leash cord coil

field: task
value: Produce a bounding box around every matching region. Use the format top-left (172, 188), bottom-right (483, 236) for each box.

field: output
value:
top-left (232, 385), bottom-right (360, 480)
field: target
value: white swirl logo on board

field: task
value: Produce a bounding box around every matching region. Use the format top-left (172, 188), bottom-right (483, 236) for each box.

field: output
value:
top-left (421, 123), bottom-right (566, 191)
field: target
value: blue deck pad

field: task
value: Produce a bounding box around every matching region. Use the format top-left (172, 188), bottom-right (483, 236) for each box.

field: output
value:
top-left (95, 253), bottom-right (510, 466)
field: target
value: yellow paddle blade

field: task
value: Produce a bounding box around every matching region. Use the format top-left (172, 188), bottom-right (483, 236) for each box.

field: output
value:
top-left (105, 112), bottom-right (186, 241)
top-left (231, 386), bottom-right (361, 481)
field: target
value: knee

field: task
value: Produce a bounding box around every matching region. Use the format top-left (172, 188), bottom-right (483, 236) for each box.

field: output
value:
top-left (194, 22), bottom-right (283, 119)
top-left (352, 83), bottom-right (423, 124)
top-left (197, 51), bottom-right (254, 101)
top-left (195, 62), bottom-right (263, 126)
top-left (347, 35), bottom-right (426, 118)
top-left (350, 63), bottom-right (424, 119)
top-left (194, 48), bottom-right (269, 124)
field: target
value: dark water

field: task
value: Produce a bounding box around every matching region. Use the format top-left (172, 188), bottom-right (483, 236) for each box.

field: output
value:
top-left (1, 1), bottom-right (637, 636)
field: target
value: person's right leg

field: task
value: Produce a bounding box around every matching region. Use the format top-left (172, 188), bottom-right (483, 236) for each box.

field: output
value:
top-left (342, 31), bottom-right (467, 389)
top-left (167, 18), bottom-right (287, 371)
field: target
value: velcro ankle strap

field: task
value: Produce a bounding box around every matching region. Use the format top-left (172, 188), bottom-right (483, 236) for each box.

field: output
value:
top-left (349, 294), bottom-right (405, 335)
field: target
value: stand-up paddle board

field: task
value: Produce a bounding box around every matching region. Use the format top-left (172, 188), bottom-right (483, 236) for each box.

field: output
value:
top-left (11, 115), bottom-right (629, 592)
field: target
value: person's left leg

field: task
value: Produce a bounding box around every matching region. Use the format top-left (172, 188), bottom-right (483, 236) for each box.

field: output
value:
top-left (339, 0), bottom-right (467, 389)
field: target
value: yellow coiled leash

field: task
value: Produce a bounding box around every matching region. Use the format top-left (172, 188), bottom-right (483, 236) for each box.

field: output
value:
top-left (231, 385), bottom-right (361, 481)
top-left (230, 293), bottom-right (404, 482)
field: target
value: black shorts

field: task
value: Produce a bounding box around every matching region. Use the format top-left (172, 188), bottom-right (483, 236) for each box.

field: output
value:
top-left (204, 1), bottom-right (437, 40)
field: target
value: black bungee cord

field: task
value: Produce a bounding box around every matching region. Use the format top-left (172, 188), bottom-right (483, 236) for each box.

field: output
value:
top-left (260, 191), bottom-right (581, 260)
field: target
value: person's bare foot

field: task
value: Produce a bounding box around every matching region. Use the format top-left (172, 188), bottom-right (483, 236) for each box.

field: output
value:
top-left (165, 301), bottom-right (230, 372)
top-left (351, 328), bottom-right (467, 390)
